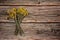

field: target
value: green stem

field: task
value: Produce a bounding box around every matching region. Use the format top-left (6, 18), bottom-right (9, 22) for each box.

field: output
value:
top-left (14, 14), bottom-right (24, 36)
top-left (18, 19), bottom-right (24, 36)
top-left (14, 17), bottom-right (19, 35)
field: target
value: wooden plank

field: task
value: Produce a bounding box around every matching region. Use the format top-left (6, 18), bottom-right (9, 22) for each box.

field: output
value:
top-left (0, 0), bottom-right (38, 5)
top-left (0, 6), bottom-right (60, 15)
top-left (0, 16), bottom-right (60, 22)
top-left (0, 6), bottom-right (60, 22)
top-left (40, 0), bottom-right (60, 5)
top-left (40, 2), bottom-right (60, 5)
top-left (0, 22), bottom-right (60, 36)
top-left (0, 0), bottom-right (60, 5)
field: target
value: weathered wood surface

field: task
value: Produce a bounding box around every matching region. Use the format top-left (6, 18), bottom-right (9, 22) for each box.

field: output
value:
top-left (0, 0), bottom-right (60, 40)
top-left (0, 7), bottom-right (60, 40)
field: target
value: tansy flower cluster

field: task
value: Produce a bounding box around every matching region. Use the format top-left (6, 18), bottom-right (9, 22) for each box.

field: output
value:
top-left (7, 7), bottom-right (28, 19)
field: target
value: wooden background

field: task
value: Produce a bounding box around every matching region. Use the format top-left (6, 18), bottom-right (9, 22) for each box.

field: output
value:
top-left (0, 0), bottom-right (60, 40)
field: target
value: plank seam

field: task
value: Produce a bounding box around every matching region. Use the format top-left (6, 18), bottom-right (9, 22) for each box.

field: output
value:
top-left (0, 5), bottom-right (60, 6)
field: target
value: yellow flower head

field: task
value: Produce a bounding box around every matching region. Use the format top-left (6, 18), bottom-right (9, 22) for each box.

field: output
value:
top-left (17, 7), bottom-right (28, 16)
top-left (7, 8), bottom-right (16, 19)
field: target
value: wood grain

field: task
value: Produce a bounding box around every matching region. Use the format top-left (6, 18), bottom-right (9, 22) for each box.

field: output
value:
top-left (0, 22), bottom-right (60, 35)
top-left (0, 0), bottom-right (38, 5)
top-left (0, 0), bottom-right (60, 40)
top-left (0, 0), bottom-right (60, 5)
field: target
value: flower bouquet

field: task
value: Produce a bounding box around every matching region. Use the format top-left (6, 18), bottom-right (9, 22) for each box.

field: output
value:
top-left (7, 7), bottom-right (28, 36)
